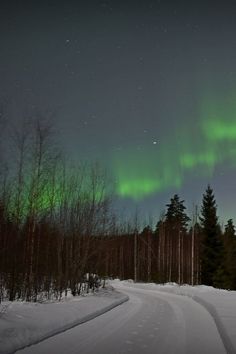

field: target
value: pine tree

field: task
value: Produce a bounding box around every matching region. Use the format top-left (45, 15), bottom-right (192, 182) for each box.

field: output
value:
top-left (223, 219), bottom-right (236, 289)
top-left (165, 194), bottom-right (190, 231)
top-left (165, 194), bottom-right (190, 283)
top-left (199, 185), bottom-right (222, 286)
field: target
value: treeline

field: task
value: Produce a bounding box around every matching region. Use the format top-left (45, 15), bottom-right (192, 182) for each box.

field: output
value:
top-left (96, 190), bottom-right (236, 290)
top-left (1, 117), bottom-right (236, 302)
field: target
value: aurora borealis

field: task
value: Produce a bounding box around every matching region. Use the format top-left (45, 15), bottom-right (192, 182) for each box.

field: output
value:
top-left (1, 0), bottom-right (236, 222)
top-left (114, 104), bottom-right (236, 200)
top-left (111, 91), bottom-right (236, 220)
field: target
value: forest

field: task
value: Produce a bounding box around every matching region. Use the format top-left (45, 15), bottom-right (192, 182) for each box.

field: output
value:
top-left (0, 116), bottom-right (236, 302)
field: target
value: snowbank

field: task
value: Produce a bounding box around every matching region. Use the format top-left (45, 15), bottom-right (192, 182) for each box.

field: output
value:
top-left (0, 287), bottom-right (128, 354)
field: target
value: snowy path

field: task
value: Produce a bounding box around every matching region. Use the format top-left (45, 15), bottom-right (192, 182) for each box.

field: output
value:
top-left (18, 283), bottom-right (226, 354)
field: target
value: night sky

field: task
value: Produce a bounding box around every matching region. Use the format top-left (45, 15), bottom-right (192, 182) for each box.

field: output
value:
top-left (1, 0), bottom-right (236, 224)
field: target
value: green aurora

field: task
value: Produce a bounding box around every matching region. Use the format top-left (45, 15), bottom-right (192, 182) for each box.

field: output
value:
top-left (9, 172), bottom-right (109, 217)
top-left (114, 99), bottom-right (236, 201)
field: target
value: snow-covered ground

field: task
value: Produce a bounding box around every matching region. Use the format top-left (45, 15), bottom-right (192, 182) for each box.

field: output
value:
top-left (0, 287), bottom-right (128, 354)
top-left (0, 281), bottom-right (236, 354)
top-left (113, 280), bottom-right (236, 353)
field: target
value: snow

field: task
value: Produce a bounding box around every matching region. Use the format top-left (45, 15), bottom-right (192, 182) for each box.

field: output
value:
top-left (113, 280), bottom-right (236, 353)
top-left (17, 281), bottom-right (228, 354)
top-left (0, 287), bottom-right (128, 354)
top-left (1, 281), bottom-right (236, 354)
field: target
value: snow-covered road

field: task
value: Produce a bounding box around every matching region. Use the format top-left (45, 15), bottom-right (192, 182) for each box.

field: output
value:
top-left (18, 283), bottom-right (226, 354)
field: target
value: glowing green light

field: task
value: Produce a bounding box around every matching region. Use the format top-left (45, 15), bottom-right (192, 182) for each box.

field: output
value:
top-left (112, 93), bottom-right (236, 200)
top-left (118, 179), bottom-right (161, 199)
top-left (202, 120), bottom-right (236, 141)
top-left (180, 151), bottom-right (217, 169)
top-left (117, 174), bottom-right (183, 200)
top-left (114, 146), bottom-right (184, 200)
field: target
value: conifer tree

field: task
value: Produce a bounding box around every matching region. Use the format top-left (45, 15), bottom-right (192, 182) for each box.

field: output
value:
top-left (165, 194), bottom-right (190, 283)
top-left (165, 194), bottom-right (190, 231)
top-left (199, 185), bottom-right (222, 286)
top-left (223, 219), bottom-right (236, 289)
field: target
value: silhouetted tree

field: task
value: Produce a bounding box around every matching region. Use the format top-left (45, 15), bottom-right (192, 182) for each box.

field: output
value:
top-left (217, 219), bottom-right (236, 289)
top-left (199, 185), bottom-right (222, 286)
top-left (165, 194), bottom-right (190, 283)
top-left (165, 194), bottom-right (190, 231)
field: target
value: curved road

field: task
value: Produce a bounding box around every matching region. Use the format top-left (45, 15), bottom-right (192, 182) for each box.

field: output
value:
top-left (18, 283), bottom-right (226, 354)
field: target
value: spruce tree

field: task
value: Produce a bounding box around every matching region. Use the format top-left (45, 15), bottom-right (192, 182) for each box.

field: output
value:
top-left (199, 185), bottom-right (222, 286)
top-left (165, 194), bottom-right (190, 231)
top-left (165, 194), bottom-right (190, 283)
top-left (224, 219), bottom-right (236, 289)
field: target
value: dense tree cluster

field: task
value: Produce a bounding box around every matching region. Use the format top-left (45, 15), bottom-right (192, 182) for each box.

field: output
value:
top-left (0, 119), bottom-right (114, 302)
top-left (97, 189), bottom-right (236, 289)
top-left (1, 117), bottom-right (236, 302)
